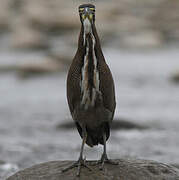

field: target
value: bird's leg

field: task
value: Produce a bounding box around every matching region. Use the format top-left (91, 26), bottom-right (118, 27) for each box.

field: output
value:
top-left (98, 133), bottom-right (118, 170)
top-left (61, 128), bottom-right (92, 176)
top-left (76, 128), bottom-right (90, 176)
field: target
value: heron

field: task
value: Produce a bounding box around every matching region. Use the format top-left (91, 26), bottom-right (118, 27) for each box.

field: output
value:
top-left (63, 3), bottom-right (118, 176)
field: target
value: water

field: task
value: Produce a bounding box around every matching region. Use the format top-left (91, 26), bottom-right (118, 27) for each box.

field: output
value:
top-left (0, 48), bottom-right (179, 179)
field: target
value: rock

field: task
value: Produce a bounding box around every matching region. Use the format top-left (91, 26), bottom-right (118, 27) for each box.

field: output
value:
top-left (171, 71), bottom-right (179, 83)
top-left (111, 119), bottom-right (147, 130)
top-left (0, 65), bottom-right (18, 73)
top-left (17, 58), bottom-right (64, 78)
top-left (7, 159), bottom-right (179, 180)
top-left (0, 160), bottom-right (5, 165)
top-left (57, 118), bottom-right (148, 130)
top-left (172, 164), bottom-right (179, 169)
top-left (0, 55), bottom-right (66, 76)
top-left (0, 0), bottom-right (10, 32)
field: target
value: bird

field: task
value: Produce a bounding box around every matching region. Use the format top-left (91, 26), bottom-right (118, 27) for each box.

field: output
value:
top-left (63, 3), bottom-right (118, 176)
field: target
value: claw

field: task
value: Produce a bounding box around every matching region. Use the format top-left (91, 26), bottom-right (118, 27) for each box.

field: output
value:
top-left (76, 157), bottom-right (84, 176)
top-left (62, 158), bottom-right (92, 176)
top-left (61, 162), bottom-right (78, 173)
top-left (97, 153), bottom-right (118, 170)
top-left (61, 128), bottom-right (90, 176)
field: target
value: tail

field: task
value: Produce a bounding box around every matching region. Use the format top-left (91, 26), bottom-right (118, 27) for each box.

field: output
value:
top-left (75, 122), bottom-right (110, 147)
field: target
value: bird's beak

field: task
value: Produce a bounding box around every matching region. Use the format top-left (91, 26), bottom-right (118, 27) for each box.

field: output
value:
top-left (82, 7), bottom-right (93, 22)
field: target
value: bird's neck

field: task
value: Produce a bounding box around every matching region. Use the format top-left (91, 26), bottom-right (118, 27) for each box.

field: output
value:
top-left (78, 22), bottom-right (102, 109)
top-left (78, 23), bottom-right (102, 55)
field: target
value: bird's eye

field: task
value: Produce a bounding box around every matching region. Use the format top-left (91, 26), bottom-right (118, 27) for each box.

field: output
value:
top-left (79, 8), bottom-right (84, 12)
top-left (89, 8), bottom-right (95, 11)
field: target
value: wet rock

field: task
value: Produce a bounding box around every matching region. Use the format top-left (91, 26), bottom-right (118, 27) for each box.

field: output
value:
top-left (0, 54), bottom-right (67, 76)
top-left (111, 119), bottom-right (147, 130)
top-left (0, 65), bottom-right (18, 73)
top-left (171, 71), bottom-right (179, 83)
top-left (57, 118), bottom-right (147, 130)
top-left (7, 159), bottom-right (179, 180)
top-left (0, 160), bottom-right (5, 165)
top-left (17, 58), bottom-right (64, 78)
top-left (172, 164), bottom-right (179, 169)
top-left (57, 121), bottom-right (74, 129)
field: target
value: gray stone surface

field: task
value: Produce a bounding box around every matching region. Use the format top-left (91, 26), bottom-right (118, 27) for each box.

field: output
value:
top-left (7, 159), bottom-right (179, 180)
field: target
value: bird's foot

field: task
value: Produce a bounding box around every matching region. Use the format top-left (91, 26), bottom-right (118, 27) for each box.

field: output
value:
top-left (96, 153), bottom-right (118, 170)
top-left (61, 157), bottom-right (92, 176)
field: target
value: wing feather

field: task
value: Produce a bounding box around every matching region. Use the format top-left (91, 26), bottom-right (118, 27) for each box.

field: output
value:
top-left (98, 60), bottom-right (116, 120)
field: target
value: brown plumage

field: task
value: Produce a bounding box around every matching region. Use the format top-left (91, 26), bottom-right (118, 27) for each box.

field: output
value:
top-left (67, 23), bottom-right (115, 147)
top-left (63, 4), bottom-right (117, 176)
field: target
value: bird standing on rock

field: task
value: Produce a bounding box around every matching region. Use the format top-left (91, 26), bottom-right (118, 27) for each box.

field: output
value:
top-left (63, 3), bottom-right (118, 176)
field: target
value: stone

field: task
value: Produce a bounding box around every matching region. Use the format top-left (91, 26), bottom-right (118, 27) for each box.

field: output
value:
top-left (0, 65), bottom-right (17, 73)
top-left (172, 164), bottom-right (179, 169)
top-left (7, 159), bottom-right (179, 180)
top-left (0, 54), bottom-right (67, 76)
top-left (171, 71), bottom-right (179, 83)
top-left (17, 58), bottom-right (64, 78)
top-left (0, 0), bottom-right (11, 32)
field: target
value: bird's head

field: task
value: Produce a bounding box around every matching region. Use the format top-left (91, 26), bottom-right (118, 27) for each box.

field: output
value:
top-left (79, 4), bottom-right (95, 34)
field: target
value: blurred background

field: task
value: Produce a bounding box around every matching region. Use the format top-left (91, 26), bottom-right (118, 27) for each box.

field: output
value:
top-left (0, 0), bottom-right (179, 179)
